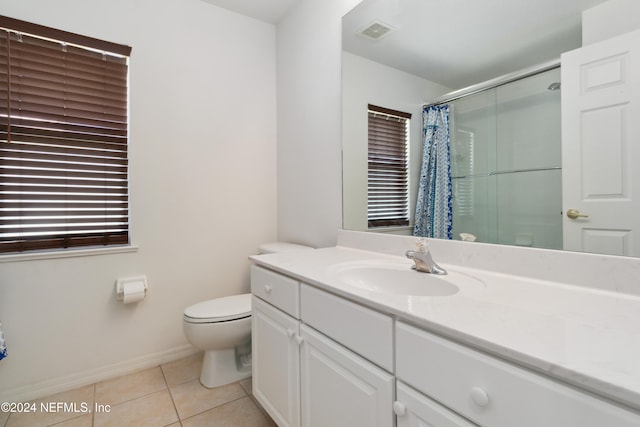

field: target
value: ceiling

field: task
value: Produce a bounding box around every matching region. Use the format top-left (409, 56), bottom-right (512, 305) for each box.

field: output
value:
top-left (200, 0), bottom-right (611, 89)
top-left (342, 0), bottom-right (609, 89)
top-left (199, 0), bottom-right (302, 24)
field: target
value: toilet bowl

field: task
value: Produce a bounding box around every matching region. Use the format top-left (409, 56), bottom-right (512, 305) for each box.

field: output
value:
top-left (183, 242), bottom-right (313, 388)
top-left (183, 294), bottom-right (252, 388)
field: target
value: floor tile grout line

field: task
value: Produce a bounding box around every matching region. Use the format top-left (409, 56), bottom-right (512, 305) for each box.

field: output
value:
top-left (247, 392), bottom-right (274, 422)
top-left (160, 352), bottom-right (204, 389)
top-left (91, 382), bottom-right (96, 427)
top-left (159, 361), bottom-right (182, 425)
top-left (16, 383), bottom-right (97, 427)
top-left (94, 366), bottom-right (169, 411)
top-left (4, 356), bottom-right (272, 427)
top-left (178, 394), bottom-right (250, 423)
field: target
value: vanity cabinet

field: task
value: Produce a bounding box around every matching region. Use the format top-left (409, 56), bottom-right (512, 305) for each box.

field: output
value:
top-left (253, 264), bottom-right (640, 427)
top-left (251, 266), bottom-right (301, 427)
top-left (396, 321), bottom-right (640, 427)
top-left (251, 265), bottom-right (394, 427)
top-left (299, 324), bottom-right (393, 427)
top-left (299, 283), bottom-right (394, 427)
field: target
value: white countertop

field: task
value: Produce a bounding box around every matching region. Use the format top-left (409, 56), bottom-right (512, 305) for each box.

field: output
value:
top-left (250, 245), bottom-right (640, 412)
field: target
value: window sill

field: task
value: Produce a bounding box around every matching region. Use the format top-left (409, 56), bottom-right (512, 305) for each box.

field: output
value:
top-left (368, 225), bottom-right (414, 234)
top-left (0, 245), bottom-right (139, 263)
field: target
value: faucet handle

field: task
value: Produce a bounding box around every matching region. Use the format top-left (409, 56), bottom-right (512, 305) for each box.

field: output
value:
top-left (415, 238), bottom-right (428, 254)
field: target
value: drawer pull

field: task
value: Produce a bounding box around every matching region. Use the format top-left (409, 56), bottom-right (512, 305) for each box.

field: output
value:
top-left (287, 328), bottom-right (295, 338)
top-left (392, 401), bottom-right (406, 416)
top-left (264, 284), bottom-right (273, 293)
top-left (470, 387), bottom-right (490, 407)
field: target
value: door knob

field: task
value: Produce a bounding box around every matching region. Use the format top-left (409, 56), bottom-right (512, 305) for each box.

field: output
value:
top-left (566, 209), bottom-right (589, 219)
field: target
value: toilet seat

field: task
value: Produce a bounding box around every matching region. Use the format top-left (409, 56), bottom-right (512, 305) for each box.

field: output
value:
top-left (184, 293), bottom-right (251, 324)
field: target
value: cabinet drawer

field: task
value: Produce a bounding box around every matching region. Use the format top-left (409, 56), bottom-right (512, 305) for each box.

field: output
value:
top-left (396, 322), bottom-right (640, 427)
top-left (396, 381), bottom-right (476, 427)
top-left (251, 265), bottom-right (299, 318)
top-left (300, 284), bottom-right (393, 372)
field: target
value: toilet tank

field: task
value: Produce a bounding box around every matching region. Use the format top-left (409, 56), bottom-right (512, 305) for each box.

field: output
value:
top-left (257, 242), bottom-right (314, 254)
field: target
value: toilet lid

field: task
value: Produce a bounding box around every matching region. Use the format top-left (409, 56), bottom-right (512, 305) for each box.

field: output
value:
top-left (184, 293), bottom-right (251, 323)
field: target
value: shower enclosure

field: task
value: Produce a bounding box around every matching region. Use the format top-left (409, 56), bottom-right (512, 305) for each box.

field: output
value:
top-left (445, 66), bottom-right (562, 249)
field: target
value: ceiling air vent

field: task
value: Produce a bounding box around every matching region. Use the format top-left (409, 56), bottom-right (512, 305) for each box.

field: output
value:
top-left (359, 20), bottom-right (394, 40)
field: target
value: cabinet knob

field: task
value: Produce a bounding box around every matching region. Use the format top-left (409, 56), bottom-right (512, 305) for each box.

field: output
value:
top-left (287, 328), bottom-right (295, 338)
top-left (392, 401), bottom-right (406, 416)
top-left (295, 336), bottom-right (304, 346)
top-left (264, 284), bottom-right (273, 293)
top-left (470, 387), bottom-right (490, 407)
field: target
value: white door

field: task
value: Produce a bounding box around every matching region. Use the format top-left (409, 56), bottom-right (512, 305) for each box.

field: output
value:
top-left (561, 29), bottom-right (640, 256)
top-left (252, 296), bottom-right (301, 427)
top-left (299, 324), bottom-right (394, 427)
top-left (395, 382), bottom-right (477, 427)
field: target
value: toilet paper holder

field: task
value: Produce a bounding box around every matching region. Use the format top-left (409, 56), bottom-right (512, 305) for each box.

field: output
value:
top-left (116, 276), bottom-right (148, 302)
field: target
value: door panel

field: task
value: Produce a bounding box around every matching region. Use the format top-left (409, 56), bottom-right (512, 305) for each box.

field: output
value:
top-left (561, 29), bottom-right (640, 256)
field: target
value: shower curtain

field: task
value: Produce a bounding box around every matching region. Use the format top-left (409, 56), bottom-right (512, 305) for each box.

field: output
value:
top-left (414, 105), bottom-right (452, 239)
top-left (0, 322), bottom-right (6, 360)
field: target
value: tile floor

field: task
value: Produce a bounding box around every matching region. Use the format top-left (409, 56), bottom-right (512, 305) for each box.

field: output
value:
top-left (1, 353), bottom-right (276, 427)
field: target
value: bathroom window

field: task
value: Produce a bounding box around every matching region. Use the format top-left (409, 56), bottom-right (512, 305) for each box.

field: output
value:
top-left (367, 104), bottom-right (410, 228)
top-left (0, 16), bottom-right (131, 253)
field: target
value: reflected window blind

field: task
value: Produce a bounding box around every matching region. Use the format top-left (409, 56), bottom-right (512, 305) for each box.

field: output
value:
top-left (0, 16), bottom-right (131, 253)
top-left (367, 104), bottom-right (411, 228)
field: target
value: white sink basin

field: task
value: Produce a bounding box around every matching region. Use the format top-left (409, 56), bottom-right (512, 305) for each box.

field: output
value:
top-left (329, 260), bottom-right (484, 297)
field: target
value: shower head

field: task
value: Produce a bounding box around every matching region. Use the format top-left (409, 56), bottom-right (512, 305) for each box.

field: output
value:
top-left (548, 82), bottom-right (561, 91)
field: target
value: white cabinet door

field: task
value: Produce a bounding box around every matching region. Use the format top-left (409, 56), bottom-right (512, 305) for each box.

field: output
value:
top-left (252, 296), bottom-right (301, 427)
top-left (395, 382), bottom-right (477, 427)
top-left (299, 324), bottom-right (394, 427)
top-left (561, 28), bottom-right (640, 256)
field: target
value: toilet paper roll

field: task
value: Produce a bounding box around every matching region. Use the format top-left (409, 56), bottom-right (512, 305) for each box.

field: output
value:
top-left (122, 280), bottom-right (146, 304)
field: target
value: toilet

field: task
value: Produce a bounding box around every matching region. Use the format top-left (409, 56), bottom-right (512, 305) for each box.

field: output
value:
top-left (183, 242), bottom-right (313, 388)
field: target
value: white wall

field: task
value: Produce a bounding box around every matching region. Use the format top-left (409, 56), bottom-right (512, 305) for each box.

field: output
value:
top-left (0, 0), bottom-right (277, 401)
top-left (582, 0), bottom-right (640, 45)
top-left (342, 52), bottom-right (450, 233)
top-left (276, 0), bottom-right (363, 248)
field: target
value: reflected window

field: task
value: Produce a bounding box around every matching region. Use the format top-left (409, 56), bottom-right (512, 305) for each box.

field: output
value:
top-left (367, 104), bottom-right (410, 228)
top-left (451, 128), bottom-right (475, 216)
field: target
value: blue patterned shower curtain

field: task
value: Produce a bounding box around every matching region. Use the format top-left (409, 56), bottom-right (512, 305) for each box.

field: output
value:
top-left (414, 105), bottom-right (452, 239)
top-left (0, 321), bottom-right (6, 361)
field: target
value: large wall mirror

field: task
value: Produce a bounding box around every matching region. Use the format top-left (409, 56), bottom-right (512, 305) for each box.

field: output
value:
top-left (341, 0), bottom-right (640, 257)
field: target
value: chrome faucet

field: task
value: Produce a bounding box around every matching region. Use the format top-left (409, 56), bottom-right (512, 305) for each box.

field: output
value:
top-left (405, 239), bottom-right (447, 275)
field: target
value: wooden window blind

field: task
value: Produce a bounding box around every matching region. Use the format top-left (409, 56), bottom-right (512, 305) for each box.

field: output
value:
top-left (0, 16), bottom-right (131, 253)
top-left (367, 104), bottom-right (411, 228)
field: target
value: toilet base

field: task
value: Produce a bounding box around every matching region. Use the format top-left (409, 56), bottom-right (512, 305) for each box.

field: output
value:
top-left (200, 345), bottom-right (252, 389)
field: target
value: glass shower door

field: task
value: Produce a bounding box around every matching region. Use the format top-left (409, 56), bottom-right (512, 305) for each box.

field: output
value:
top-left (448, 67), bottom-right (562, 250)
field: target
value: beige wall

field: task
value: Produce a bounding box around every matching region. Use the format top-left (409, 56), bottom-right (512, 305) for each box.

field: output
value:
top-left (276, 0), bottom-right (362, 248)
top-left (0, 0), bottom-right (277, 401)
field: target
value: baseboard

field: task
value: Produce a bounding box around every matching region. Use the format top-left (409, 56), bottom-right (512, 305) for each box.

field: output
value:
top-left (0, 345), bottom-right (200, 403)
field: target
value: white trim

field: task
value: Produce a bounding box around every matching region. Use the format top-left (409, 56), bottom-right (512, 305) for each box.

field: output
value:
top-left (0, 345), bottom-right (200, 403)
top-left (0, 244), bottom-right (139, 263)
